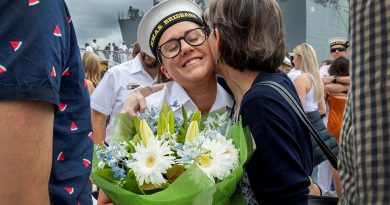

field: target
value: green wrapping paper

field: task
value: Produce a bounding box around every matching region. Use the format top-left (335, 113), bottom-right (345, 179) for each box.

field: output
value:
top-left (91, 111), bottom-right (254, 205)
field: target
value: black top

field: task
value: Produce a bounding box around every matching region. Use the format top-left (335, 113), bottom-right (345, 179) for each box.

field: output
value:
top-left (240, 72), bottom-right (313, 205)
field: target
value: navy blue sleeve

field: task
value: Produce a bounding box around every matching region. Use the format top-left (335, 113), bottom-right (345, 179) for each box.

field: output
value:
top-left (0, 1), bottom-right (93, 204)
top-left (0, 0), bottom-right (70, 105)
top-left (241, 83), bottom-right (312, 205)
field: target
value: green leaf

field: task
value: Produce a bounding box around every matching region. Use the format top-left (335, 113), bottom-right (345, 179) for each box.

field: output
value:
top-left (189, 109), bottom-right (201, 127)
top-left (177, 127), bottom-right (186, 144)
top-left (116, 113), bottom-right (137, 139)
top-left (140, 183), bottom-right (168, 195)
top-left (186, 121), bottom-right (199, 143)
top-left (110, 113), bottom-right (137, 146)
top-left (139, 120), bottom-right (154, 145)
top-left (125, 141), bottom-right (136, 153)
top-left (162, 102), bottom-right (171, 115)
top-left (92, 146), bottom-right (99, 172)
top-left (157, 114), bottom-right (167, 138)
top-left (132, 116), bottom-right (141, 139)
top-left (96, 168), bottom-right (115, 183)
top-left (122, 170), bottom-right (144, 195)
top-left (132, 134), bottom-right (141, 145)
top-left (181, 106), bottom-right (188, 128)
top-left (166, 110), bottom-right (175, 134)
top-left (228, 118), bottom-right (255, 167)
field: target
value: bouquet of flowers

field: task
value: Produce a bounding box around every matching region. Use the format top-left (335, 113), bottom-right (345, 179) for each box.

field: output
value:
top-left (91, 103), bottom-right (254, 205)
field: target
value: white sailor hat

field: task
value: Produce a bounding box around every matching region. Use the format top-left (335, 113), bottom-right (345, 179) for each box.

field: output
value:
top-left (329, 37), bottom-right (348, 48)
top-left (137, 0), bottom-right (205, 59)
top-left (282, 56), bottom-right (292, 67)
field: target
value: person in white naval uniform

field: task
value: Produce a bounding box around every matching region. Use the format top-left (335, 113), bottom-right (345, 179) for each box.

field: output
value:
top-left (119, 41), bottom-right (129, 62)
top-left (136, 0), bottom-right (233, 116)
top-left (97, 0), bottom-right (234, 203)
top-left (91, 52), bottom-right (161, 145)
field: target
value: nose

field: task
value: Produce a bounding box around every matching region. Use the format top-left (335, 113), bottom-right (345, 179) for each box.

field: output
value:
top-left (179, 39), bottom-right (193, 56)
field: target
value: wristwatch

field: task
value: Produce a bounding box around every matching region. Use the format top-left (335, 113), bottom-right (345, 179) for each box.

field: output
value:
top-left (332, 75), bottom-right (338, 83)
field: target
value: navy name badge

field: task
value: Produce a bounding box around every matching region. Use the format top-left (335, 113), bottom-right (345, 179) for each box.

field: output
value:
top-left (127, 83), bottom-right (140, 90)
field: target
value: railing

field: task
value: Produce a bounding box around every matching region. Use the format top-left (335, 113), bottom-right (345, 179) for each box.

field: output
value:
top-left (80, 48), bottom-right (134, 69)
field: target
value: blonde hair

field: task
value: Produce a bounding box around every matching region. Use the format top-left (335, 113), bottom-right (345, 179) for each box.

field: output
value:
top-left (82, 52), bottom-right (101, 86)
top-left (293, 43), bottom-right (324, 102)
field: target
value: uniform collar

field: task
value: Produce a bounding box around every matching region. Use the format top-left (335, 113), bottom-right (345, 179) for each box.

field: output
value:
top-left (163, 81), bottom-right (234, 113)
top-left (130, 54), bottom-right (158, 82)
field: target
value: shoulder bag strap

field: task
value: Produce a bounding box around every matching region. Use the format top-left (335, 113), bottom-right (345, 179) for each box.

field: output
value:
top-left (251, 81), bottom-right (338, 170)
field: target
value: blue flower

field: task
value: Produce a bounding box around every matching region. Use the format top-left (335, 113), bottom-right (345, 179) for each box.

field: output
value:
top-left (204, 130), bottom-right (219, 140)
top-left (172, 142), bottom-right (183, 151)
top-left (174, 117), bottom-right (183, 125)
top-left (182, 155), bottom-right (192, 163)
top-left (96, 149), bottom-right (105, 161)
top-left (105, 150), bottom-right (113, 161)
top-left (109, 159), bottom-right (118, 169)
top-left (113, 167), bottom-right (126, 180)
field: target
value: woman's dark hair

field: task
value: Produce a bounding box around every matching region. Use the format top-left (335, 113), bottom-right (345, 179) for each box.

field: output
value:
top-left (321, 59), bottom-right (333, 66)
top-left (206, 0), bottom-right (285, 72)
top-left (329, 57), bottom-right (349, 76)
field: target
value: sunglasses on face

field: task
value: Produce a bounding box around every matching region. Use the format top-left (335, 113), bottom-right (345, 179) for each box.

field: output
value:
top-left (330, 47), bottom-right (346, 53)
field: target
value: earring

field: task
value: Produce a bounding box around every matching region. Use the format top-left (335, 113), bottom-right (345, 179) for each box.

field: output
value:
top-left (215, 56), bottom-right (220, 65)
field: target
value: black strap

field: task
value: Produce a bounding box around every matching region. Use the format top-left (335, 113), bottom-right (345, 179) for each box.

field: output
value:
top-left (250, 81), bottom-right (338, 170)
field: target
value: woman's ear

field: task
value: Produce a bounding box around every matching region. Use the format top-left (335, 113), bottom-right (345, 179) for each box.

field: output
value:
top-left (214, 27), bottom-right (221, 54)
top-left (160, 66), bottom-right (171, 79)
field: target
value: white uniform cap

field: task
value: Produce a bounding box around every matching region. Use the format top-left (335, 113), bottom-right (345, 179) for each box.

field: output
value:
top-left (329, 37), bottom-right (348, 48)
top-left (282, 56), bottom-right (292, 67)
top-left (137, 0), bottom-right (204, 58)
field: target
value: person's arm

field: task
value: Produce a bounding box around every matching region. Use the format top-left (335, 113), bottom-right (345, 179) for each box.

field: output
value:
top-left (324, 83), bottom-right (349, 94)
top-left (122, 83), bottom-right (165, 116)
top-left (97, 189), bottom-right (114, 205)
top-left (334, 76), bottom-right (350, 85)
top-left (322, 75), bottom-right (350, 85)
top-left (0, 100), bottom-right (53, 204)
top-left (293, 75), bottom-right (310, 107)
top-left (318, 99), bottom-right (326, 115)
top-left (86, 80), bottom-right (96, 95)
top-left (90, 71), bottom-right (116, 144)
top-left (92, 109), bottom-right (108, 145)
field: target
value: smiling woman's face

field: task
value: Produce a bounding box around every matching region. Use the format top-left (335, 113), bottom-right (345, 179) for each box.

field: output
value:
top-left (158, 21), bottom-right (215, 89)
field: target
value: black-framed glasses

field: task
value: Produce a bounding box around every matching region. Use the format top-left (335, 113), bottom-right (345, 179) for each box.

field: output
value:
top-left (157, 27), bottom-right (208, 59)
top-left (330, 47), bottom-right (346, 53)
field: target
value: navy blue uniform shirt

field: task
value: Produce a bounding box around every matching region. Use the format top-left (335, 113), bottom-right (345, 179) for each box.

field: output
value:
top-left (0, 1), bottom-right (93, 204)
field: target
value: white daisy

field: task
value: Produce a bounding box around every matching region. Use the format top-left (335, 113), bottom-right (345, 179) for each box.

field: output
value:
top-left (217, 136), bottom-right (239, 171)
top-left (128, 137), bottom-right (175, 186)
top-left (197, 137), bottom-right (239, 182)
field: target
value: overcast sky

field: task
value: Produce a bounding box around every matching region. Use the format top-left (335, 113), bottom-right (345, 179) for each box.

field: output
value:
top-left (66, 0), bottom-right (154, 48)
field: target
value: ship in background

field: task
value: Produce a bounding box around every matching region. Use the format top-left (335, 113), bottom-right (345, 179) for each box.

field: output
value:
top-left (118, 0), bottom-right (348, 62)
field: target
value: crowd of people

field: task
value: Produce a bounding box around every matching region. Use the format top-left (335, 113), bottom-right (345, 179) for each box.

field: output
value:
top-left (84, 39), bottom-right (138, 64)
top-left (0, 0), bottom-right (389, 205)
